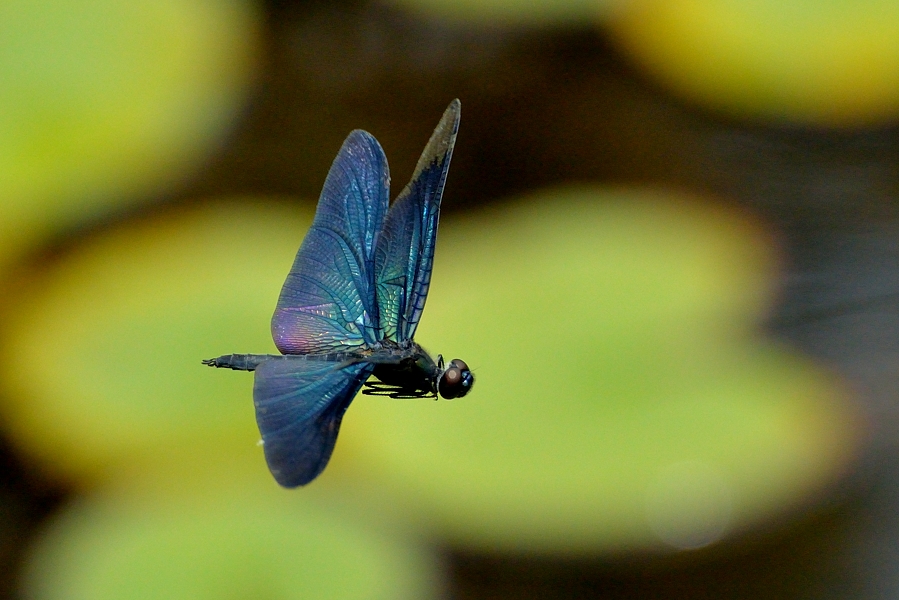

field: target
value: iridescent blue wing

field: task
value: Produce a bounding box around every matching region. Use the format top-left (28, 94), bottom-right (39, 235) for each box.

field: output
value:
top-left (272, 131), bottom-right (389, 354)
top-left (253, 358), bottom-right (375, 487)
top-left (375, 100), bottom-right (460, 342)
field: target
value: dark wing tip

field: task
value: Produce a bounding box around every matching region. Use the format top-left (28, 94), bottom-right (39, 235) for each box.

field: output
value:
top-left (438, 99), bottom-right (461, 139)
top-left (411, 100), bottom-right (461, 181)
top-left (201, 358), bottom-right (215, 366)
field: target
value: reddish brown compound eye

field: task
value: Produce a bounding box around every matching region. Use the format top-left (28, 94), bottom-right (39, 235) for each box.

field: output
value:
top-left (438, 358), bottom-right (474, 400)
top-left (444, 367), bottom-right (461, 385)
top-left (449, 359), bottom-right (468, 372)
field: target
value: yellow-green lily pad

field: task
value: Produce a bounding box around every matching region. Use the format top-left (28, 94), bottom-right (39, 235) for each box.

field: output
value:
top-left (340, 188), bottom-right (862, 552)
top-left (0, 189), bottom-right (862, 554)
top-left (23, 471), bottom-right (438, 600)
top-left (606, 0), bottom-right (899, 126)
top-left (0, 200), bottom-right (307, 484)
top-left (0, 0), bottom-right (259, 271)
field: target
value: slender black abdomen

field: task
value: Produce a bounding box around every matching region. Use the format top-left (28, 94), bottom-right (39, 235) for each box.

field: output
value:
top-left (201, 354), bottom-right (279, 371)
top-left (202, 352), bottom-right (364, 371)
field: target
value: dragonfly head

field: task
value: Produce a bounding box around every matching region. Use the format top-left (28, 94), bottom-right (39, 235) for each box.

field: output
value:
top-left (437, 358), bottom-right (474, 399)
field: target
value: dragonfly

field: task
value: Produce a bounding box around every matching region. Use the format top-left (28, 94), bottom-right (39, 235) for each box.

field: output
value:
top-left (203, 100), bottom-right (474, 487)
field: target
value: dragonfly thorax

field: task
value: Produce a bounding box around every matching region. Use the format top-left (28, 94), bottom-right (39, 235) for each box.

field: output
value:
top-left (364, 342), bottom-right (473, 400)
top-left (370, 341), bottom-right (440, 397)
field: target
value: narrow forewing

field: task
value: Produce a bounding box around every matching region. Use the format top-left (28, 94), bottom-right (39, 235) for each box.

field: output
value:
top-left (375, 99), bottom-right (460, 341)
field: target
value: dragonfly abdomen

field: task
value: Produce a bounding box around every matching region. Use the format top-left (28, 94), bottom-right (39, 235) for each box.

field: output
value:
top-left (202, 354), bottom-right (279, 371)
top-left (202, 352), bottom-right (364, 371)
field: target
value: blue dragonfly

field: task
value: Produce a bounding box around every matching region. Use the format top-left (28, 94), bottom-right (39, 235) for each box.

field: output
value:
top-left (204, 100), bottom-right (474, 487)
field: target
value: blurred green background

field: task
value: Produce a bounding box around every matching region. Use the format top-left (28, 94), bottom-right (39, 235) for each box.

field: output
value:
top-left (1, 0), bottom-right (898, 599)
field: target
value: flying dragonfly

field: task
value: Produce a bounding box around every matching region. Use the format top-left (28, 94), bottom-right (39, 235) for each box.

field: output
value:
top-left (203, 100), bottom-right (474, 487)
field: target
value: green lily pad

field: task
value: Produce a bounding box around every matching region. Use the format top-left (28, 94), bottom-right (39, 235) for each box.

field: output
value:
top-left (0, 0), bottom-right (259, 270)
top-left (340, 188), bottom-right (862, 552)
top-left (23, 472), bottom-right (438, 600)
top-left (607, 0), bottom-right (899, 126)
top-left (0, 200), bottom-right (308, 484)
top-left (0, 190), bottom-right (862, 554)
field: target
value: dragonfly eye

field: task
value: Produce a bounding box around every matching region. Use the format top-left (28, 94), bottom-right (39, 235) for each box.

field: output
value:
top-left (438, 358), bottom-right (474, 399)
top-left (449, 359), bottom-right (468, 371)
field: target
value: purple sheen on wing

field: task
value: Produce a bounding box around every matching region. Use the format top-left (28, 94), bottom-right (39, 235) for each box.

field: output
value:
top-left (272, 307), bottom-right (366, 355)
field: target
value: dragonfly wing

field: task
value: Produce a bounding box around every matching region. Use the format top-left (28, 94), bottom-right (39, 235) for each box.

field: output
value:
top-left (253, 358), bottom-right (375, 487)
top-left (375, 99), bottom-right (460, 341)
top-left (272, 131), bottom-right (390, 354)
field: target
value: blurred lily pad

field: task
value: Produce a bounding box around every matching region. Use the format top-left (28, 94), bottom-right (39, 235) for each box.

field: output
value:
top-left (0, 200), bottom-right (310, 484)
top-left (606, 0), bottom-right (899, 126)
top-left (0, 0), bottom-right (259, 270)
top-left (23, 472), bottom-right (438, 600)
top-left (0, 190), bottom-right (863, 555)
top-left (339, 188), bottom-right (863, 552)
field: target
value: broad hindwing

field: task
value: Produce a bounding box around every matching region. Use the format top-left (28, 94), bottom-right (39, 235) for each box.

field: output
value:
top-left (375, 100), bottom-right (460, 342)
top-left (272, 131), bottom-right (390, 354)
top-left (253, 358), bottom-right (375, 487)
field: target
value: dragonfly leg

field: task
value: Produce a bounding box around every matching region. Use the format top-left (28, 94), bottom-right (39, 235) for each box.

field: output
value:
top-left (362, 381), bottom-right (434, 399)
